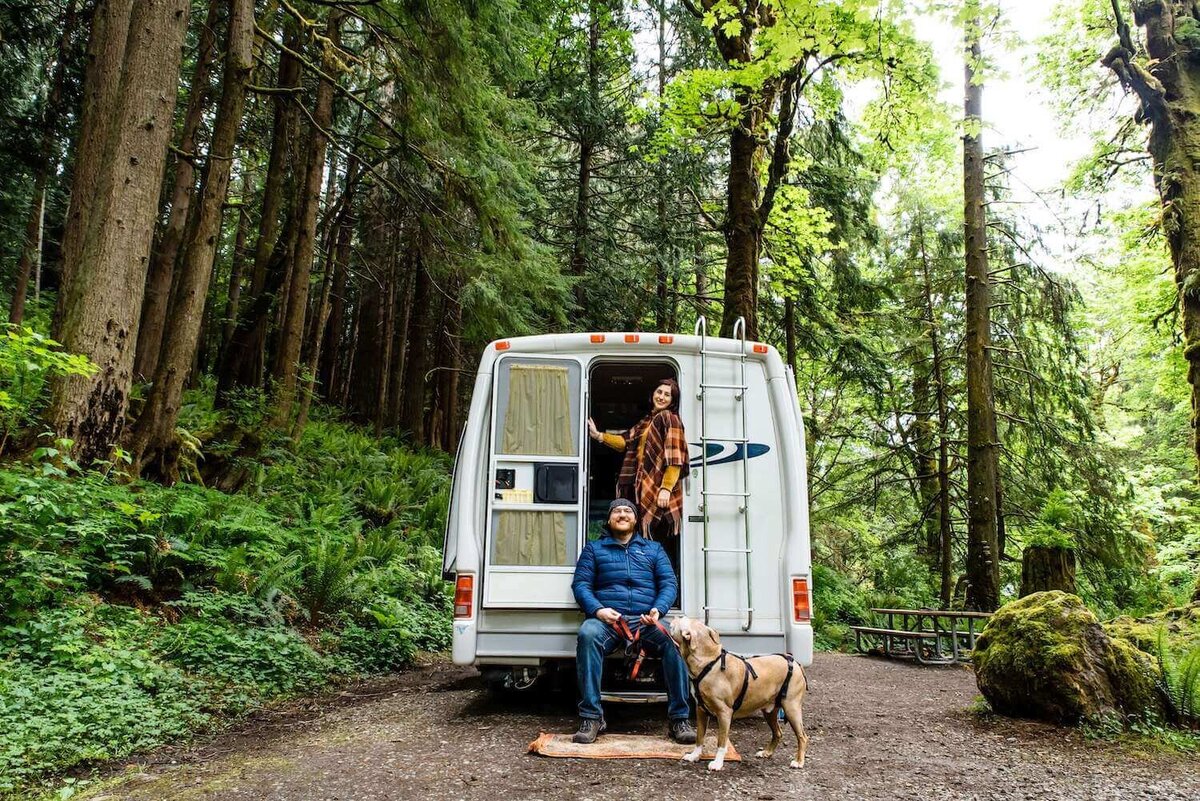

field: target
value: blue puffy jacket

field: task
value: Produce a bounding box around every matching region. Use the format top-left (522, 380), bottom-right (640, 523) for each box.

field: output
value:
top-left (572, 527), bottom-right (677, 618)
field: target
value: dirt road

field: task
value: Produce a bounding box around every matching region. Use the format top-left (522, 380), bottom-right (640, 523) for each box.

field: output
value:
top-left (80, 653), bottom-right (1197, 801)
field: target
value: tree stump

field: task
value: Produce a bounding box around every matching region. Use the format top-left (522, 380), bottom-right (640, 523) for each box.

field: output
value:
top-left (1020, 545), bottom-right (1076, 597)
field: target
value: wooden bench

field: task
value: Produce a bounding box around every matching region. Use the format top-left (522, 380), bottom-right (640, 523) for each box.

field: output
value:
top-left (849, 625), bottom-right (951, 665)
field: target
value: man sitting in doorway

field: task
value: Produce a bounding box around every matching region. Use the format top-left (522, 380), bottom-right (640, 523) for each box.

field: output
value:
top-left (570, 498), bottom-right (696, 744)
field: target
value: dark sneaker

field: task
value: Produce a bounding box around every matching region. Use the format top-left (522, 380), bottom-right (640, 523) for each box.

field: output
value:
top-left (669, 718), bottom-right (697, 744)
top-left (572, 717), bottom-right (607, 744)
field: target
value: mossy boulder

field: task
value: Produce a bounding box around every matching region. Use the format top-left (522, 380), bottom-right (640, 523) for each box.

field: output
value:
top-left (973, 591), bottom-right (1163, 724)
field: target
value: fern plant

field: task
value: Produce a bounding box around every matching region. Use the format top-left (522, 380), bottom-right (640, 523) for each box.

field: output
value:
top-left (295, 533), bottom-right (365, 626)
top-left (1156, 629), bottom-right (1200, 729)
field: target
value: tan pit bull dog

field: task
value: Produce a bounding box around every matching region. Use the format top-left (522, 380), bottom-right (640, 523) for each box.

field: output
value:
top-left (669, 615), bottom-right (809, 771)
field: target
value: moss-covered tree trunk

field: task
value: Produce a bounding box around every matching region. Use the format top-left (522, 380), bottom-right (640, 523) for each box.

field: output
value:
top-left (694, 0), bottom-right (797, 341)
top-left (1020, 545), bottom-right (1077, 597)
top-left (50, 0), bottom-right (191, 465)
top-left (130, 0), bottom-right (254, 481)
top-left (271, 12), bottom-right (341, 428)
top-left (962, 0), bottom-right (1000, 611)
top-left (215, 22), bottom-right (301, 401)
top-left (55, 0), bottom-right (134, 332)
top-left (1106, 1), bottom-right (1200, 481)
top-left (916, 217), bottom-right (955, 607)
top-left (133, 0), bottom-right (220, 382)
top-left (569, 4), bottom-right (599, 313)
top-left (720, 114), bottom-right (765, 339)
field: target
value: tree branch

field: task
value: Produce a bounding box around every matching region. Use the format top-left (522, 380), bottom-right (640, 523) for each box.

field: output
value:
top-left (1102, 0), bottom-right (1169, 124)
top-left (758, 65), bottom-right (801, 222)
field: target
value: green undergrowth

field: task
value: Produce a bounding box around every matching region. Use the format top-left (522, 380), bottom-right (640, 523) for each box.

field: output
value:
top-left (0, 415), bottom-right (453, 797)
top-left (1082, 712), bottom-right (1200, 756)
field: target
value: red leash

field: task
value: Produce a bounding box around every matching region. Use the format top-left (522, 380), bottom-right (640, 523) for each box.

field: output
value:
top-left (611, 617), bottom-right (645, 678)
top-left (610, 617), bottom-right (679, 679)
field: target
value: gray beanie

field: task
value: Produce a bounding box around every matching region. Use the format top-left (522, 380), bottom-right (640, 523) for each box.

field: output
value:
top-left (608, 498), bottom-right (636, 516)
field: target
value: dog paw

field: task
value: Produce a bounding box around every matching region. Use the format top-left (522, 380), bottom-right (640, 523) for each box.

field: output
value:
top-left (789, 759), bottom-right (804, 769)
top-left (707, 760), bottom-right (724, 771)
top-left (681, 748), bottom-right (702, 763)
top-left (755, 749), bottom-right (773, 759)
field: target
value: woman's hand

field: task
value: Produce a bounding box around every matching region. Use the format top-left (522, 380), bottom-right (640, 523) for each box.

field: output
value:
top-left (657, 488), bottom-right (670, 508)
top-left (587, 417), bottom-right (600, 441)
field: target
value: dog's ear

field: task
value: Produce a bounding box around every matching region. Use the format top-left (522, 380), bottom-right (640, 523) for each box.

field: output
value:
top-left (707, 629), bottom-right (718, 644)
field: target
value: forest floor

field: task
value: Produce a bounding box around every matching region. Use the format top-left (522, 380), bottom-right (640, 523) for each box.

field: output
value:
top-left (69, 652), bottom-right (1198, 801)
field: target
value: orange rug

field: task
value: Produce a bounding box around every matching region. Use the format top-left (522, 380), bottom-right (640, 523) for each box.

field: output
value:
top-left (528, 732), bottom-right (742, 761)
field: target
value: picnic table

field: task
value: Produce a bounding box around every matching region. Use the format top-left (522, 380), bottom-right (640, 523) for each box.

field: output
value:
top-left (850, 608), bottom-right (992, 665)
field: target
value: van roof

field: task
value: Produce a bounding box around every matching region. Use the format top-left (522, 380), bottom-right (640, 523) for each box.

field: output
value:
top-left (486, 332), bottom-right (777, 359)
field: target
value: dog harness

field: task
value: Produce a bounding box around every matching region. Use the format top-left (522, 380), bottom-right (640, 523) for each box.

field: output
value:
top-left (691, 649), bottom-right (759, 714)
top-left (774, 653), bottom-right (796, 708)
top-left (693, 652), bottom-right (799, 715)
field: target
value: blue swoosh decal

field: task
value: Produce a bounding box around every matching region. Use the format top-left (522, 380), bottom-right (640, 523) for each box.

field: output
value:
top-left (688, 442), bottom-right (770, 468)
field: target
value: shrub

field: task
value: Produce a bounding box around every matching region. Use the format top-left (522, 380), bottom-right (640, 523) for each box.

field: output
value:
top-left (0, 325), bottom-right (95, 455)
top-left (159, 591), bottom-right (331, 700)
top-left (334, 624), bottom-right (416, 675)
top-left (812, 564), bottom-right (870, 651)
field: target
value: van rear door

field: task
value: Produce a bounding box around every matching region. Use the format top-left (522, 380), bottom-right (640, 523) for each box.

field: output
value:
top-left (482, 355), bottom-right (585, 608)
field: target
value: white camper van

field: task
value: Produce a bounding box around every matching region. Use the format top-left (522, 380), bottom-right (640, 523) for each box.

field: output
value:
top-left (443, 319), bottom-right (813, 695)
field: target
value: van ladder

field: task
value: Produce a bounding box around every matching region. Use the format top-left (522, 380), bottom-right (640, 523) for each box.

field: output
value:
top-left (693, 315), bottom-right (753, 632)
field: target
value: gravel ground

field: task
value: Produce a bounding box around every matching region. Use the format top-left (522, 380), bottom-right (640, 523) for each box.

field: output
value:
top-left (78, 653), bottom-right (1198, 801)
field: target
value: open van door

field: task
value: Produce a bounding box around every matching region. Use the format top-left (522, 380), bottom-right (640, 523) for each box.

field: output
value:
top-left (482, 355), bottom-right (585, 608)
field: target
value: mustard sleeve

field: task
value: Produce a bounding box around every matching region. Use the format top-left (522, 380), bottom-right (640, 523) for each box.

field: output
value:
top-left (599, 432), bottom-right (626, 450)
top-left (661, 465), bottom-right (681, 491)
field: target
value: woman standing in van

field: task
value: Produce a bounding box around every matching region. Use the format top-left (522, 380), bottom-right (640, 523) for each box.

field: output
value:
top-left (587, 379), bottom-right (688, 542)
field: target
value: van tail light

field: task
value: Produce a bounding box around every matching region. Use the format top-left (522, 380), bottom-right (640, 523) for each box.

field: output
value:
top-left (792, 576), bottom-right (811, 623)
top-left (454, 574), bottom-right (475, 619)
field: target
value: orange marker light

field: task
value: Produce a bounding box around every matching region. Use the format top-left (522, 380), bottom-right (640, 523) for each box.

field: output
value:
top-left (753, 343), bottom-right (769, 354)
top-left (590, 334), bottom-right (606, 343)
top-left (454, 575), bottom-right (475, 619)
top-left (658, 335), bottom-right (674, 345)
top-left (792, 577), bottom-right (811, 623)
top-left (624, 334), bottom-right (640, 343)
top-left (495, 341), bottom-right (510, 351)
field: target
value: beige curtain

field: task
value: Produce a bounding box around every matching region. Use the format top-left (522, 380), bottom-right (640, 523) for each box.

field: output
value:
top-left (493, 511), bottom-right (568, 565)
top-left (501, 364), bottom-right (574, 456)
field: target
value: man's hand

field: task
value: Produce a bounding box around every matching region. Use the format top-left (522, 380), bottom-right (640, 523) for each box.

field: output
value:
top-left (640, 608), bottom-right (660, 626)
top-left (596, 607), bottom-right (621, 624)
top-left (657, 488), bottom-right (670, 508)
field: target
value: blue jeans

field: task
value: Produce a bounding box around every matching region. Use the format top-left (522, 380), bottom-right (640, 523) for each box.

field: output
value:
top-left (576, 617), bottom-right (691, 721)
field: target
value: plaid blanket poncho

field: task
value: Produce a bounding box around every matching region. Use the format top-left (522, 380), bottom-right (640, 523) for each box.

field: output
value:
top-left (615, 410), bottom-right (688, 539)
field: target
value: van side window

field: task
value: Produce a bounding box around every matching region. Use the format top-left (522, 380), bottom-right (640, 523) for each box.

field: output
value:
top-left (495, 360), bottom-right (580, 456)
top-left (491, 510), bottom-right (579, 566)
